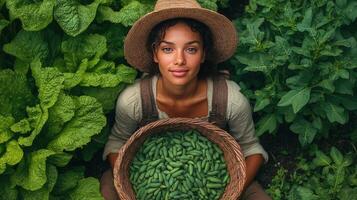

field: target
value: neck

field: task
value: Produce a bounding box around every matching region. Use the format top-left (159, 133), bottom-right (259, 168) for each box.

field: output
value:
top-left (157, 76), bottom-right (199, 100)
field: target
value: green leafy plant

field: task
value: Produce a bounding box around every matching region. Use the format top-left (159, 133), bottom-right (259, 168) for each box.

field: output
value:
top-left (0, 0), bottom-right (224, 199)
top-left (231, 0), bottom-right (357, 145)
top-left (267, 146), bottom-right (357, 200)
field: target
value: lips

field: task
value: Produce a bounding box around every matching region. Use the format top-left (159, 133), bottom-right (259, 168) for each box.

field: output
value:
top-left (169, 69), bottom-right (189, 77)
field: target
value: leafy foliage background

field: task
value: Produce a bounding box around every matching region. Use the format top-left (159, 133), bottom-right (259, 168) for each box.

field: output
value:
top-left (0, 0), bottom-right (356, 199)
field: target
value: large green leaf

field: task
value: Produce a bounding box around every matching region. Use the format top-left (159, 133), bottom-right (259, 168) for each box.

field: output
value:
top-left (253, 98), bottom-right (270, 112)
top-left (20, 164), bottom-right (58, 200)
top-left (337, 187), bottom-right (357, 200)
top-left (237, 53), bottom-right (273, 74)
top-left (31, 61), bottom-right (64, 109)
top-left (47, 96), bottom-right (106, 152)
top-left (330, 147), bottom-right (344, 165)
top-left (296, 7), bottom-right (312, 32)
top-left (290, 118), bottom-right (317, 146)
top-left (52, 166), bottom-right (85, 195)
top-left (99, 24), bottom-right (127, 60)
top-left (256, 114), bottom-right (277, 136)
top-left (17, 105), bottom-right (47, 147)
top-left (97, 1), bottom-right (152, 26)
top-left (80, 84), bottom-right (126, 113)
top-left (46, 93), bottom-right (75, 139)
top-left (61, 34), bottom-right (107, 72)
top-left (331, 94), bottom-right (357, 110)
top-left (278, 88), bottom-right (311, 113)
top-left (10, 119), bottom-right (31, 134)
top-left (239, 17), bottom-right (265, 46)
top-left (6, 0), bottom-right (55, 31)
top-left (0, 19), bottom-right (9, 35)
top-left (343, 1), bottom-right (357, 22)
top-left (3, 30), bottom-right (49, 63)
top-left (47, 152), bottom-right (73, 167)
top-left (334, 79), bottom-right (354, 95)
top-left (288, 186), bottom-right (318, 200)
top-left (68, 177), bottom-right (103, 200)
top-left (0, 115), bottom-right (15, 144)
top-left (323, 102), bottom-right (348, 124)
top-left (0, 69), bottom-right (36, 120)
top-left (0, 140), bottom-right (23, 174)
top-left (0, 175), bottom-right (18, 200)
top-left (18, 62), bottom-right (64, 146)
top-left (54, 0), bottom-right (102, 36)
top-left (10, 149), bottom-right (55, 191)
top-left (80, 64), bottom-right (137, 87)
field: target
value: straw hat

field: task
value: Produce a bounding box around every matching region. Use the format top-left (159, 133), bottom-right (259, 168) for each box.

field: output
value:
top-left (124, 0), bottom-right (238, 73)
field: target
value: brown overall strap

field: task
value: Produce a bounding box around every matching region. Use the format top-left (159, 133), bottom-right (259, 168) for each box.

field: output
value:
top-left (139, 76), bottom-right (159, 126)
top-left (209, 75), bottom-right (228, 129)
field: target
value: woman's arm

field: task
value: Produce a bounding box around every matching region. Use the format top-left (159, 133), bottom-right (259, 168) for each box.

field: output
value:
top-left (244, 154), bottom-right (264, 190)
top-left (108, 153), bottom-right (119, 169)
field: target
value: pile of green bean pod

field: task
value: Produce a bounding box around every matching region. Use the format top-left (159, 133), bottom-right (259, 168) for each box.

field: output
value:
top-left (129, 130), bottom-right (230, 200)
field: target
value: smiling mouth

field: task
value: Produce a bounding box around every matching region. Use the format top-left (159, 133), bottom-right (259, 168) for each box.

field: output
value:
top-left (169, 69), bottom-right (188, 77)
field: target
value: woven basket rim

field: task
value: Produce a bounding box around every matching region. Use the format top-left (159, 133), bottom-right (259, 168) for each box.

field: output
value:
top-left (113, 117), bottom-right (246, 200)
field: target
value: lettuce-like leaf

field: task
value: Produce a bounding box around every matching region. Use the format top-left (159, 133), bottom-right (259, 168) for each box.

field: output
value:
top-left (6, 0), bottom-right (55, 31)
top-left (54, 0), bottom-right (102, 36)
top-left (10, 149), bottom-right (55, 191)
top-left (47, 96), bottom-right (106, 152)
top-left (10, 119), bottom-right (31, 134)
top-left (52, 166), bottom-right (85, 195)
top-left (0, 69), bottom-right (36, 120)
top-left (80, 124), bottom-right (110, 161)
top-left (61, 34), bottom-right (107, 72)
top-left (0, 175), bottom-right (18, 200)
top-left (46, 93), bottom-right (75, 139)
top-left (31, 61), bottom-right (64, 109)
top-left (80, 84), bottom-right (125, 114)
top-left (20, 164), bottom-right (58, 200)
top-left (100, 24), bottom-right (127, 60)
top-left (47, 152), bottom-right (73, 167)
top-left (0, 19), bottom-right (9, 35)
top-left (80, 64), bottom-right (137, 87)
top-left (97, 1), bottom-right (152, 26)
top-left (63, 59), bottom-right (89, 89)
top-left (18, 105), bottom-right (47, 147)
top-left (0, 140), bottom-right (23, 174)
top-left (0, 115), bottom-right (15, 144)
top-left (68, 177), bottom-right (104, 200)
top-left (18, 62), bottom-right (64, 146)
top-left (3, 30), bottom-right (49, 63)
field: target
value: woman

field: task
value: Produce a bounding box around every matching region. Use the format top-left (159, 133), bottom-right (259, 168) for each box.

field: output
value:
top-left (101, 0), bottom-right (271, 199)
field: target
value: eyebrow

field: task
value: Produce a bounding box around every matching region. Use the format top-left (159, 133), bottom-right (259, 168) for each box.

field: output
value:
top-left (159, 40), bottom-right (202, 45)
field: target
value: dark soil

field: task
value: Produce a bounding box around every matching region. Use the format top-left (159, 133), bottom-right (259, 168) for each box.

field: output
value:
top-left (257, 127), bottom-right (300, 188)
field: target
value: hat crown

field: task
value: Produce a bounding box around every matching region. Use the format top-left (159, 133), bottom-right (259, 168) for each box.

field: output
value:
top-left (154, 0), bottom-right (201, 11)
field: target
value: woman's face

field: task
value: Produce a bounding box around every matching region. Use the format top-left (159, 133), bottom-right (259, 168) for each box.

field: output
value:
top-left (153, 22), bottom-right (205, 86)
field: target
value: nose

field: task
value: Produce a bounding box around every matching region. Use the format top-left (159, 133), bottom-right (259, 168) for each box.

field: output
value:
top-left (174, 50), bottom-right (186, 65)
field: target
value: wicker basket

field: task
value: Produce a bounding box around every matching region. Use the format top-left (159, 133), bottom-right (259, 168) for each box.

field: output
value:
top-left (113, 118), bottom-right (246, 200)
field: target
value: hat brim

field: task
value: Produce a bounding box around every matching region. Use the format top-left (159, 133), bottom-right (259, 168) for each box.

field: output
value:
top-left (124, 7), bottom-right (238, 73)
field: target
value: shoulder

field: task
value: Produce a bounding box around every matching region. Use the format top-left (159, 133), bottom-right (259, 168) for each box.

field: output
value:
top-left (117, 79), bottom-right (141, 106)
top-left (115, 78), bottom-right (142, 118)
top-left (224, 79), bottom-right (252, 117)
top-left (225, 79), bottom-right (249, 106)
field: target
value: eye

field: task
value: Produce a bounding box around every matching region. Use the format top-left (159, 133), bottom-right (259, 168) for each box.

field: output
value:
top-left (186, 47), bottom-right (198, 54)
top-left (161, 47), bottom-right (173, 53)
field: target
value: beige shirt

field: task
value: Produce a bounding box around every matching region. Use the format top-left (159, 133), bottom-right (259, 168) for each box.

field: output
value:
top-left (103, 75), bottom-right (268, 162)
